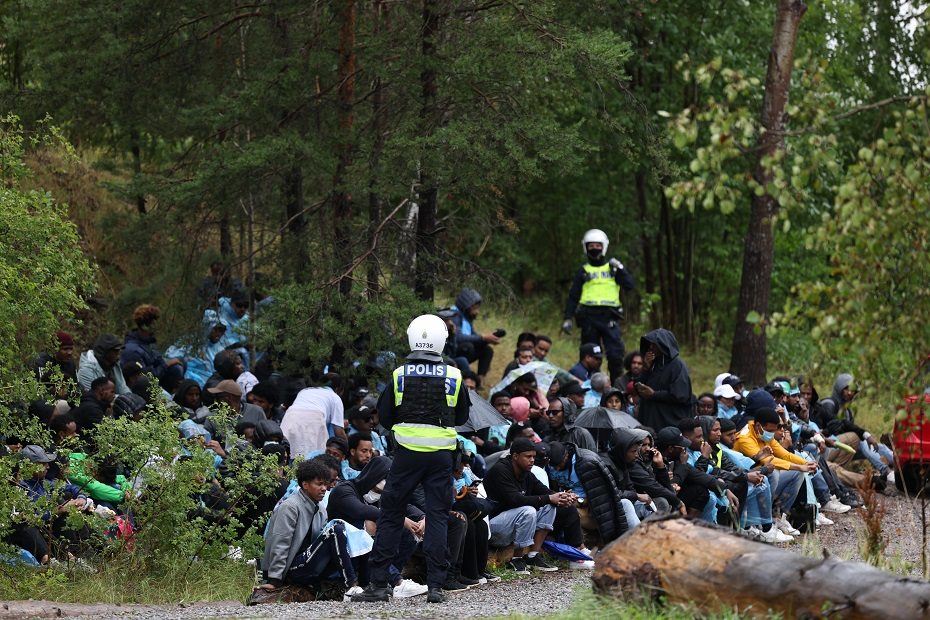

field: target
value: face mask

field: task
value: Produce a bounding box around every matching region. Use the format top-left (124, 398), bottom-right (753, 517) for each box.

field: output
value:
top-left (586, 249), bottom-right (602, 262)
top-left (761, 430), bottom-right (775, 442)
top-left (718, 403), bottom-right (737, 419)
top-left (363, 489), bottom-right (381, 504)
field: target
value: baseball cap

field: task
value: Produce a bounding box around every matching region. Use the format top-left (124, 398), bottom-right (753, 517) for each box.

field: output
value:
top-left (510, 437), bottom-right (536, 455)
top-left (547, 442), bottom-right (567, 468)
top-left (20, 445), bottom-right (57, 464)
top-left (580, 343), bottom-right (603, 358)
top-left (713, 384), bottom-right (740, 400)
top-left (561, 382), bottom-right (586, 397)
top-left (207, 379), bottom-right (242, 397)
top-left (655, 427), bottom-right (691, 449)
top-left (346, 404), bottom-right (374, 421)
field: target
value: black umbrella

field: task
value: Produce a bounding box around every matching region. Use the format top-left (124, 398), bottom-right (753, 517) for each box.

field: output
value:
top-left (573, 406), bottom-right (639, 451)
top-left (455, 389), bottom-right (508, 433)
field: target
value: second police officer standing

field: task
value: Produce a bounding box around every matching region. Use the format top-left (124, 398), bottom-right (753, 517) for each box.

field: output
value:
top-left (352, 314), bottom-right (471, 604)
top-left (561, 229), bottom-right (635, 382)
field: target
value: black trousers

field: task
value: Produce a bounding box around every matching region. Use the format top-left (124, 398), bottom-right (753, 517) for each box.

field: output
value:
top-left (577, 307), bottom-right (625, 381)
top-left (369, 447), bottom-right (453, 589)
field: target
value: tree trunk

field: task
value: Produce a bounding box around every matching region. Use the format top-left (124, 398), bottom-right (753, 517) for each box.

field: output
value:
top-left (333, 0), bottom-right (357, 297)
top-left (414, 0), bottom-right (439, 302)
top-left (366, 0), bottom-right (388, 299)
top-left (129, 129), bottom-right (145, 214)
top-left (220, 214), bottom-right (233, 259)
top-left (635, 170), bottom-right (657, 327)
top-left (593, 517), bottom-right (930, 619)
top-left (729, 0), bottom-right (806, 385)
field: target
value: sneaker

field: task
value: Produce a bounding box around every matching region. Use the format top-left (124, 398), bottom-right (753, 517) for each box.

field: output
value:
top-left (839, 492), bottom-right (861, 508)
top-left (343, 585), bottom-right (364, 602)
top-left (886, 470), bottom-right (896, 485)
top-left (524, 553), bottom-right (558, 572)
top-left (442, 578), bottom-right (469, 592)
top-left (457, 575), bottom-right (480, 587)
top-left (569, 560), bottom-right (595, 570)
top-left (758, 526), bottom-right (793, 544)
top-left (775, 514), bottom-right (801, 536)
top-left (815, 512), bottom-right (834, 526)
top-left (505, 556), bottom-right (529, 575)
top-left (351, 583), bottom-right (392, 602)
top-left (481, 570), bottom-right (501, 583)
top-left (392, 579), bottom-right (428, 598)
top-left (822, 498), bottom-right (851, 514)
top-left (744, 526), bottom-right (762, 540)
top-left (427, 586), bottom-right (446, 604)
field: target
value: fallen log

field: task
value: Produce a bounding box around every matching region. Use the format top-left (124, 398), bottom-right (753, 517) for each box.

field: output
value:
top-left (592, 516), bottom-right (930, 619)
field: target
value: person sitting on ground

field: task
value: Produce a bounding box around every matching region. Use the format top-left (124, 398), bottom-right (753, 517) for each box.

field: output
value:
top-left (483, 438), bottom-right (580, 574)
top-left (450, 288), bottom-right (500, 384)
top-left (209, 379), bottom-right (265, 431)
top-left (72, 377), bottom-right (117, 435)
top-left (600, 387), bottom-right (627, 412)
top-left (626, 429), bottom-right (682, 515)
top-left (246, 381), bottom-right (286, 424)
top-left (733, 404), bottom-right (812, 535)
top-left (678, 418), bottom-right (746, 527)
top-left (173, 379), bottom-right (211, 421)
top-left (33, 331), bottom-right (78, 397)
top-left (451, 457), bottom-right (497, 584)
top-left (655, 426), bottom-right (731, 521)
top-left (569, 343), bottom-right (603, 382)
top-left (346, 405), bottom-right (387, 455)
top-left (584, 372), bottom-right (610, 408)
top-left (306, 436), bottom-right (350, 464)
top-left (342, 433), bottom-right (374, 481)
top-left (714, 383), bottom-right (741, 419)
top-left (202, 350), bottom-right (244, 406)
top-left (50, 413), bottom-right (79, 448)
top-left (548, 440), bottom-right (634, 545)
top-left (614, 351), bottom-right (644, 392)
top-left (167, 309), bottom-right (231, 388)
top-left (542, 396), bottom-right (597, 453)
top-left (326, 456), bottom-right (428, 599)
top-left (502, 345), bottom-right (537, 379)
top-left (560, 381), bottom-right (587, 412)
top-left (122, 304), bottom-right (185, 393)
top-left (815, 373), bottom-right (895, 486)
top-left (695, 392), bottom-right (716, 417)
top-left (67, 452), bottom-right (128, 507)
top-left (634, 329), bottom-right (693, 431)
top-left (258, 459), bottom-right (357, 596)
top-left (77, 334), bottom-right (130, 395)
top-left (532, 335), bottom-right (552, 362)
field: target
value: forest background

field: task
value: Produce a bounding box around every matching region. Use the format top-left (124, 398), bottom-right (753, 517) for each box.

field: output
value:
top-left (2, 0), bottom-right (930, 432)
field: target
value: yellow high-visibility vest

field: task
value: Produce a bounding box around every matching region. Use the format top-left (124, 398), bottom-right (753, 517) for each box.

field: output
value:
top-left (579, 263), bottom-right (621, 307)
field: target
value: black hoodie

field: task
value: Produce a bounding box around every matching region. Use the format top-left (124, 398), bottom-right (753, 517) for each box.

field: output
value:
top-left (637, 329), bottom-right (693, 430)
top-left (328, 456), bottom-right (414, 529)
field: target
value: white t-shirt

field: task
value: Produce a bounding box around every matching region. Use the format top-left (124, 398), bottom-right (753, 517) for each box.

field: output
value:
top-left (288, 387), bottom-right (345, 428)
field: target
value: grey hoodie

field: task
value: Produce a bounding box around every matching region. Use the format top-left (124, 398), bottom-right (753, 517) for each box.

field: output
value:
top-left (262, 487), bottom-right (327, 585)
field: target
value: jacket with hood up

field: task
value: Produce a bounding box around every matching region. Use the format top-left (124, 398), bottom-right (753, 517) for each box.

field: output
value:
top-left (563, 443), bottom-right (630, 541)
top-left (327, 456), bottom-right (391, 529)
top-left (450, 288), bottom-right (484, 346)
top-left (77, 334), bottom-right (130, 395)
top-left (122, 330), bottom-right (169, 382)
top-left (637, 329), bottom-right (693, 430)
top-left (813, 373), bottom-right (867, 438)
top-left (614, 429), bottom-right (682, 510)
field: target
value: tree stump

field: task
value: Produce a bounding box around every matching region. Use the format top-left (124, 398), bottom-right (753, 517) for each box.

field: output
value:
top-left (592, 516), bottom-right (930, 619)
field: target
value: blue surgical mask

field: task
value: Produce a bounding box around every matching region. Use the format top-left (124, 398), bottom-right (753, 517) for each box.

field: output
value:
top-left (761, 430), bottom-right (775, 442)
top-left (717, 403), bottom-right (737, 419)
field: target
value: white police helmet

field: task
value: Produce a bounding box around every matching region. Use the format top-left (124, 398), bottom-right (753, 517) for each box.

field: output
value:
top-left (582, 229), bottom-right (609, 257)
top-left (407, 314), bottom-right (448, 354)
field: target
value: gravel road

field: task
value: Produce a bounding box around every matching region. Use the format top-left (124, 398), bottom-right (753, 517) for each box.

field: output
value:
top-left (4, 493), bottom-right (926, 619)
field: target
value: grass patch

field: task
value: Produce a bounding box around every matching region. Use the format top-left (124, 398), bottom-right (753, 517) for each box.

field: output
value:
top-left (0, 557), bottom-right (255, 604)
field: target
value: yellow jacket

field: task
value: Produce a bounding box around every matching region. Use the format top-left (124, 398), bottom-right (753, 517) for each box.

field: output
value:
top-left (733, 425), bottom-right (808, 471)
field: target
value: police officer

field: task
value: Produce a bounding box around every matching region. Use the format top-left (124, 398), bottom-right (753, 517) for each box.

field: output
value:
top-left (561, 229), bottom-right (635, 382)
top-left (352, 314), bottom-right (470, 604)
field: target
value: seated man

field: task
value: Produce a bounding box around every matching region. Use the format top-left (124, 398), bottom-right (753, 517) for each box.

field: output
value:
top-left (678, 418), bottom-right (747, 527)
top-left (733, 406), bottom-right (814, 536)
top-left (342, 433), bottom-right (374, 480)
top-left (548, 440), bottom-right (634, 544)
top-left (259, 460), bottom-right (356, 595)
top-left (815, 373), bottom-right (895, 486)
top-left (655, 427), bottom-right (732, 521)
top-left (627, 429), bottom-right (683, 515)
top-left (542, 396), bottom-right (597, 453)
top-left (483, 438), bottom-right (581, 574)
top-left (450, 288), bottom-right (499, 382)
top-left (346, 405), bottom-right (387, 455)
top-left (72, 377), bottom-right (117, 434)
top-left (326, 457), bottom-right (427, 598)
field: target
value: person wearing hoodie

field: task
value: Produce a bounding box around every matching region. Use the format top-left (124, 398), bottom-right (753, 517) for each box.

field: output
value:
top-left (542, 396), bottom-right (597, 453)
top-left (561, 229), bottom-right (635, 382)
top-left (815, 373), bottom-right (895, 485)
top-left (121, 304), bottom-right (184, 393)
top-left (77, 334), bottom-right (130, 395)
top-left (327, 457), bottom-right (428, 599)
top-left (634, 329), bottom-right (693, 430)
top-left (72, 377), bottom-right (117, 434)
top-left (202, 350), bottom-right (244, 406)
top-left (32, 330), bottom-right (78, 396)
top-left (548, 440), bottom-right (634, 544)
top-left (165, 309), bottom-right (231, 388)
top-left (450, 288), bottom-right (500, 382)
top-left (626, 430), bottom-right (683, 514)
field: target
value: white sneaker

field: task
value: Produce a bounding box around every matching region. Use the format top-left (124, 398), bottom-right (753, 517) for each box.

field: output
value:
top-left (343, 585), bottom-right (364, 602)
top-left (887, 471), bottom-right (896, 485)
top-left (775, 515), bottom-right (801, 536)
top-left (569, 560), bottom-right (595, 570)
top-left (816, 512), bottom-right (834, 526)
top-left (758, 526), bottom-right (793, 543)
top-left (744, 526), bottom-right (762, 540)
top-left (392, 579), bottom-right (428, 598)
top-left (822, 498), bottom-right (850, 514)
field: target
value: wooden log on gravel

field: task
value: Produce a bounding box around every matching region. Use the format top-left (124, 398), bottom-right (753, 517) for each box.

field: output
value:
top-left (592, 516), bottom-right (930, 619)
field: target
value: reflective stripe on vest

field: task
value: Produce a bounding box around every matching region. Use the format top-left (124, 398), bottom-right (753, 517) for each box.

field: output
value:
top-left (579, 263), bottom-right (621, 307)
top-left (392, 364), bottom-right (463, 408)
top-left (392, 423), bottom-right (459, 452)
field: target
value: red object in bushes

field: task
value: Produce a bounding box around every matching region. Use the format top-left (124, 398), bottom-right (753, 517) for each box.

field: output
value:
top-left (892, 355), bottom-right (930, 492)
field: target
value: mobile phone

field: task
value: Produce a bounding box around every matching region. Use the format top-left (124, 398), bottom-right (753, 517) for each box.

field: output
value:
top-left (493, 328), bottom-right (506, 338)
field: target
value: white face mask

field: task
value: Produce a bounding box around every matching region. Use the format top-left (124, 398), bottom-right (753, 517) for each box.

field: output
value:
top-left (363, 489), bottom-right (381, 504)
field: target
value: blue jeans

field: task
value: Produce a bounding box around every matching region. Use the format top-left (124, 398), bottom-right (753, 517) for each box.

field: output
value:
top-left (624, 499), bottom-right (642, 530)
top-left (287, 521), bottom-right (356, 588)
top-left (489, 504), bottom-right (556, 549)
top-left (768, 469), bottom-right (804, 513)
top-left (858, 441), bottom-right (894, 476)
top-left (742, 476), bottom-right (773, 527)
